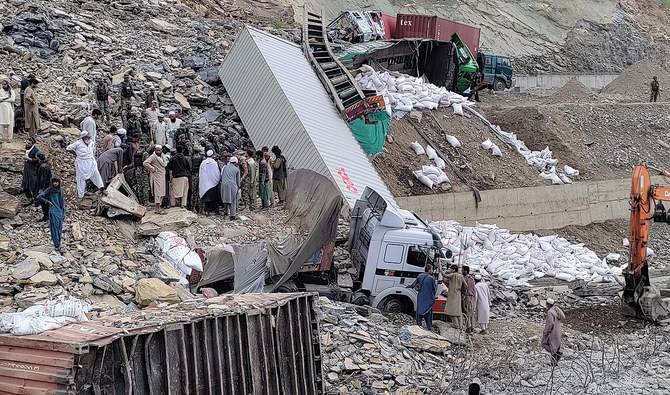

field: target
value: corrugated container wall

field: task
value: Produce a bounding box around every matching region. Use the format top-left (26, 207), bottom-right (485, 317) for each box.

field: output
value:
top-left (219, 27), bottom-right (397, 209)
top-left (395, 14), bottom-right (481, 55)
top-left (0, 293), bottom-right (323, 395)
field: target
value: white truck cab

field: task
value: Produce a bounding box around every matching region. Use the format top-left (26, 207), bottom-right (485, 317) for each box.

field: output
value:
top-left (348, 188), bottom-right (446, 313)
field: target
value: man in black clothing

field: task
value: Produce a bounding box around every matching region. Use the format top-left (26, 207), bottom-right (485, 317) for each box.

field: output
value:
top-left (166, 145), bottom-right (191, 208)
top-left (188, 146), bottom-right (204, 212)
top-left (651, 76), bottom-right (660, 102)
top-left (35, 152), bottom-right (52, 221)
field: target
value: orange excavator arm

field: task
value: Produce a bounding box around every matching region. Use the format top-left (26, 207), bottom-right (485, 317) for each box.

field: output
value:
top-left (625, 163), bottom-right (670, 317)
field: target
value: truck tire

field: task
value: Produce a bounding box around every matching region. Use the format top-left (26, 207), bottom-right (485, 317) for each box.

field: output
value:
top-left (493, 78), bottom-right (506, 91)
top-left (352, 291), bottom-right (370, 306)
top-left (378, 296), bottom-right (406, 314)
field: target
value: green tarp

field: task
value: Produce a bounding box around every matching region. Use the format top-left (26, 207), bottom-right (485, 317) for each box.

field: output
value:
top-left (348, 111), bottom-right (390, 155)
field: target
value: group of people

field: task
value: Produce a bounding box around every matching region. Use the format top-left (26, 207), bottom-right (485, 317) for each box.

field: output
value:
top-left (196, 145), bottom-right (288, 219)
top-left (411, 264), bottom-right (491, 335)
top-left (411, 262), bottom-right (564, 366)
top-left (20, 71), bottom-right (293, 253)
top-left (0, 75), bottom-right (40, 142)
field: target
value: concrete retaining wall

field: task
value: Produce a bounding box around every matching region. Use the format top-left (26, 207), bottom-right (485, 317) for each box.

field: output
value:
top-left (396, 177), bottom-right (661, 232)
top-left (514, 74), bottom-right (619, 91)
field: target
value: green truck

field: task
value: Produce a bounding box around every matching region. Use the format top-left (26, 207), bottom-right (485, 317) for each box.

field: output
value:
top-left (479, 52), bottom-right (514, 91)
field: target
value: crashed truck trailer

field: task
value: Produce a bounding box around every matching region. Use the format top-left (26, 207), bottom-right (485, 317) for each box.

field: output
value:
top-left (0, 293), bottom-right (323, 394)
top-left (219, 26), bottom-right (397, 209)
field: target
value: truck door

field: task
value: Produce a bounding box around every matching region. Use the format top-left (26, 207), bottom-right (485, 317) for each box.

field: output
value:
top-left (370, 242), bottom-right (405, 295)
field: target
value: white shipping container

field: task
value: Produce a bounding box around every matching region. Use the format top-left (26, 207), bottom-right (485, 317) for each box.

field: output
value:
top-left (219, 26), bottom-right (396, 209)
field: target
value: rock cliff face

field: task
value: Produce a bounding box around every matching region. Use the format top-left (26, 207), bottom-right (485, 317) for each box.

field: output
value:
top-left (296, 0), bottom-right (670, 73)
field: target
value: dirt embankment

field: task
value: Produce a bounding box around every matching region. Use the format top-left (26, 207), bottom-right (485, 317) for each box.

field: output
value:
top-left (374, 108), bottom-right (544, 197)
top-left (482, 102), bottom-right (670, 181)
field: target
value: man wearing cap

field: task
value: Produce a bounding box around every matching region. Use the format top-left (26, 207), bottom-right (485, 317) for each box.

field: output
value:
top-left (542, 298), bottom-right (565, 366)
top-left (143, 144), bottom-right (168, 213)
top-left (23, 76), bottom-right (40, 137)
top-left (199, 150), bottom-right (221, 214)
top-left (474, 274), bottom-right (491, 334)
top-left (167, 145), bottom-right (191, 208)
top-left (189, 146), bottom-right (205, 212)
top-left (165, 111), bottom-right (182, 148)
top-left (67, 131), bottom-right (105, 198)
top-left (220, 156), bottom-right (241, 220)
top-left (146, 101), bottom-right (162, 143)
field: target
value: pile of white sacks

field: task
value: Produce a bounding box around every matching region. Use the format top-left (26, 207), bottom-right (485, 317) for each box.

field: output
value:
top-left (355, 65), bottom-right (470, 116)
top-left (355, 66), bottom-right (581, 186)
top-left (466, 108), bottom-right (580, 185)
top-left (410, 142), bottom-right (450, 188)
top-left (431, 221), bottom-right (622, 286)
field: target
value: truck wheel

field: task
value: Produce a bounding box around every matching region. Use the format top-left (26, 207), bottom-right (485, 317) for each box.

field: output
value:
top-left (378, 297), bottom-right (405, 314)
top-left (493, 78), bottom-right (506, 91)
top-left (352, 292), bottom-right (370, 306)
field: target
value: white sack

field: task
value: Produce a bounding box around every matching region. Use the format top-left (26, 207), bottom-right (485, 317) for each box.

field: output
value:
top-left (446, 135), bottom-right (462, 148)
top-left (425, 145), bottom-right (437, 160)
top-left (410, 141), bottom-right (425, 155)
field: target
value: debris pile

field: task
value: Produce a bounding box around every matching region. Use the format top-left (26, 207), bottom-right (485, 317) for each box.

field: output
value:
top-left (318, 298), bottom-right (452, 392)
top-left (431, 221), bottom-right (621, 286)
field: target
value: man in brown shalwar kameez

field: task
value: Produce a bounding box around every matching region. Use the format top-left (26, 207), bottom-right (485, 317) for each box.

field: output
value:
top-left (23, 77), bottom-right (40, 137)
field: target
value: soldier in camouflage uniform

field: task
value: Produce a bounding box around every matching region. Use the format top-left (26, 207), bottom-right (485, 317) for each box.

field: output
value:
top-left (125, 147), bottom-right (151, 204)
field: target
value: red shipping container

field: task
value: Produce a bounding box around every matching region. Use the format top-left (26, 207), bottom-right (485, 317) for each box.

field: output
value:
top-left (395, 14), bottom-right (481, 55)
top-left (381, 14), bottom-right (396, 39)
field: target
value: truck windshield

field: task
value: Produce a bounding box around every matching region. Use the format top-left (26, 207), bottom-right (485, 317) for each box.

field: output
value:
top-left (498, 57), bottom-right (511, 67)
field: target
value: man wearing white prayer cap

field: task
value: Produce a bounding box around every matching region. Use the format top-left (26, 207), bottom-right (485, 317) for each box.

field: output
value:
top-left (66, 130), bottom-right (105, 198)
top-left (198, 149), bottom-right (221, 214)
top-left (473, 274), bottom-right (491, 334)
top-left (542, 297), bottom-right (565, 366)
top-left (165, 110), bottom-right (182, 148)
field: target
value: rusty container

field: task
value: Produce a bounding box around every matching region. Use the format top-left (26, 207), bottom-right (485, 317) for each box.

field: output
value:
top-left (394, 14), bottom-right (481, 55)
top-left (0, 293), bottom-right (323, 395)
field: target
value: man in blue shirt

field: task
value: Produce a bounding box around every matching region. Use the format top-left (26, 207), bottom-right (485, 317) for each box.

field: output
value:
top-left (408, 264), bottom-right (437, 330)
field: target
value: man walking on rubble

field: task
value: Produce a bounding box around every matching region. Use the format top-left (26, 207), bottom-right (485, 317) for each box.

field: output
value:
top-left (542, 298), bottom-right (565, 366)
top-left (474, 274), bottom-right (491, 334)
top-left (23, 76), bottom-right (40, 137)
top-left (651, 76), bottom-right (660, 102)
top-left (462, 265), bottom-right (476, 334)
top-left (408, 264), bottom-right (437, 330)
top-left (36, 176), bottom-right (65, 253)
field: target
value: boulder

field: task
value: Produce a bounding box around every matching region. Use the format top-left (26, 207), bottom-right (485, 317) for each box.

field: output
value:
top-left (138, 207), bottom-right (198, 236)
top-left (93, 274), bottom-right (123, 294)
top-left (29, 270), bottom-right (58, 286)
top-left (24, 250), bottom-right (54, 269)
top-left (174, 92), bottom-right (191, 110)
top-left (135, 278), bottom-right (180, 306)
top-left (12, 257), bottom-right (40, 280)
top-left (0, 191), bottom-right (20, 218)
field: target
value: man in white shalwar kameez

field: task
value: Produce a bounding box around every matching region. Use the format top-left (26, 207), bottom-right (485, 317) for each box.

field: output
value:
top-left (0, 79), bottom-right (16, 141)
top-left (474, 274), bottom-right (491, 334)
top-left (67, 131), bottom-right (105, 198)
top-left (80, 109), bottom-right (101, 147)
